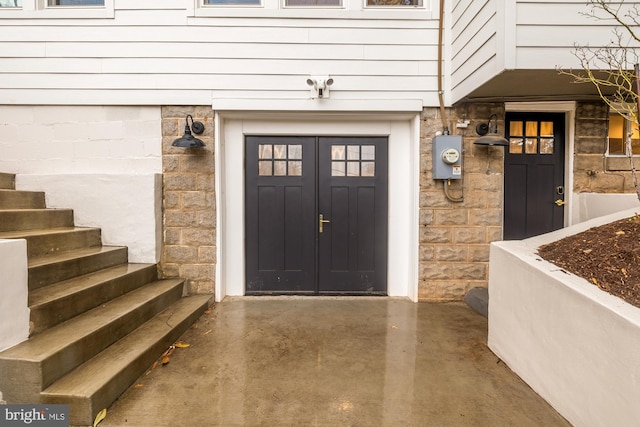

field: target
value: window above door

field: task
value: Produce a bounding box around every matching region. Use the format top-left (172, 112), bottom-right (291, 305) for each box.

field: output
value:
top-left (0, 0), bottom-right (113, 17)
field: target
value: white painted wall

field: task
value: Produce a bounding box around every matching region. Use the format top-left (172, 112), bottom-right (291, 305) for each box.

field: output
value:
top-left (451, 0), bottom-right (634, 102)
top-left (0, 239), bottom-right (29, 352)
top-left (489, 207), bottom-right (640, 427)
top-left (573, 192), bottom-right (640, 224)
top-left (216, 112), bottom-right (420, 302)
top-left (17, 173), bottom-right (163, 264)
top-left (0, 1), bottom-right (440, 107)
top-left (0, 106), bottom-right (162, 174)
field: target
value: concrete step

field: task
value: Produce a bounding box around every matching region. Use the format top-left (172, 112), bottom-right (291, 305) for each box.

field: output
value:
top-left (42, 295), bottom-right (211, 427)
top-left (29, 263), bottom-right (159, 335)
top-left (0, 278), bottom-right (185, 406)
top-left (0, 173), bottom-right (15, 190)
top-left (0, 227), bottom-right (102, 258)
top-left (0, 209), bottom-right (74, 232)
top-left (28, 246), bottom-right (129, 291)
top-left (0, 189), bottom-right (46, 209)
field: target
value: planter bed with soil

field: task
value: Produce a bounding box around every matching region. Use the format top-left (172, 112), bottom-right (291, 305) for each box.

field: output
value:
top-left (488, 207), bottom-right (640, 427)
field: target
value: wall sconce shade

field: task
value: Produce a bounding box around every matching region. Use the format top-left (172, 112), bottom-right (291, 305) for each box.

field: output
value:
top-left (474, 114), bottom-right (509, 146)
top-left (172, 114), bottom-right (205, 148)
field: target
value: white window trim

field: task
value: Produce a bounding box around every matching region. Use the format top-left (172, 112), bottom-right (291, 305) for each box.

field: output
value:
top-left (0, 0), bottom-right (114, 18)
top-left (606, 103), bottom-right (640, 158)
top-left (190, 0), bottom-right (432, 19)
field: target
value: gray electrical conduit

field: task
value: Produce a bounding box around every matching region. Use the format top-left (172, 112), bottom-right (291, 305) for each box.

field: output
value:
top-left (438, 0), bottom-right (464, 202)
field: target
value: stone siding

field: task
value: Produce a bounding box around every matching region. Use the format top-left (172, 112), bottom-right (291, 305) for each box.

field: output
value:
top-left (419, 104), bottom-right (505, 301)
top-left (160, 106), bottom-right (215, 295)
top-left (573, 100), bottom-right (637, 194)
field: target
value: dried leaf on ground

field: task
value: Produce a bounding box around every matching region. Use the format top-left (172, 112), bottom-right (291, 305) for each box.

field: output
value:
top-left (93, 408), bottom-right (107, 427)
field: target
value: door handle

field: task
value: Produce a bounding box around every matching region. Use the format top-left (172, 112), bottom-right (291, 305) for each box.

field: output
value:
top-left (554, 199), bottom-right (566, 207)
top-left (319, 214), bottom-right (330, 233)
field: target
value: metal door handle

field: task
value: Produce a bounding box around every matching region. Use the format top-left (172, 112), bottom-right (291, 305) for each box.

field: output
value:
top-left (554, 199), bottom-right (566, 206)
top-left (319, 214), bottom-right (330, 233)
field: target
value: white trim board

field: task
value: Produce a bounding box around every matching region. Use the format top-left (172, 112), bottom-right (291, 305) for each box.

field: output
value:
top-left (214, 112), bottom-right (420, 302)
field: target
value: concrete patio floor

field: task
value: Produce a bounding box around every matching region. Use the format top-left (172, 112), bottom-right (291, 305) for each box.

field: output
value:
top-left (100, 298), bottom-right (570, 427)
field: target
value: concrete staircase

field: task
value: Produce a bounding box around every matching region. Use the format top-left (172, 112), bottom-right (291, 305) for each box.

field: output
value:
top-left (0, 172), bottom-right (211, 427)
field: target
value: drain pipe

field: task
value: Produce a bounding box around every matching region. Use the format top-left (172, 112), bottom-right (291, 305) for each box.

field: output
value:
top-left (437, 0), bottom-right (464, 202)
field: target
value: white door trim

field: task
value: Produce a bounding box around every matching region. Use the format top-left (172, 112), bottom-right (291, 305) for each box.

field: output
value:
top-left (214, 112), bottom-right (420, 302)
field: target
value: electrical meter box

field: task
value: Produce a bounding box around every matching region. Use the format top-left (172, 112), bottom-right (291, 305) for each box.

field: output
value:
top-left (432, 135), bottom-right (462, 179)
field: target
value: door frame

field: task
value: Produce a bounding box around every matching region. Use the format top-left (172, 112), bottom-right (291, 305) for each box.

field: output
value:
top-left (214, 112), bottom-right (421, 302)
top-left (504, 101), bottom-right (576, 235)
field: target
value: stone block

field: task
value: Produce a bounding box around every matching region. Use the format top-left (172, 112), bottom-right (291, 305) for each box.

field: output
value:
top-left (180, 154), bottom-right (214, 173)
top-left (159, 263), bottom-right (180, 278)
top-left (196, 211), bottom-right (216, 227)
top-left (469, 245), bottom-right (490, 262)
top-left (164, 245), bottom-right (198, 263)
top-left (575, 137), bottom-right (606, 154)
top-left (486, 227), bottom-right (502, 243)
top-left (454, 227), bottom-right (486, 244)
top-left (419, 245), bottom-right (434, 261)
top-left (435, 208), bottom-right (468, 225)
top-left (182, 263), bottom-right (215, 281)
top-left (164, 173), bottom-right (196, 191)
top-left (419, 209), bottom-right (434, 226)
top-left (198, 246), bottom-right (216, 263)
top-left (164, 210), bottom-right (197, 227)
top-left (435, 245), bottom-right (468, 261)
top-left (469, 209), bottom-right (502, 226)
top-left (163, 155), bottom-right (179, 172)
top-left (182, 228), bottom-right (216, 246)
top-left (182, 191), bottom-right (209, 209)
top-left (164, 191), bottom-right (180, 209)
top-left (196, 174), bottom-right (216, 192)
top-left (421, 263), bottom-right (486, 280)
top-left (164, 228), bottom-right (181, 245)
top-left (420, 227), bottom-right (451, 243)
top-left (420, 191), bottom-right (450, 208)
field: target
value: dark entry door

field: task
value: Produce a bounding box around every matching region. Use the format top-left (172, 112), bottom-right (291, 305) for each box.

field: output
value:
top-left (245, 136), bottom-right (388, 295)
top-left (504, 113), bottom-right (565, 240)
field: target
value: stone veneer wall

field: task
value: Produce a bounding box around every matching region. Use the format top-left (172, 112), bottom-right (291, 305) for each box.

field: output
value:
top-left (573, 100), bottom-right (639, 194)
top-left (419, 104), bottom-right (505, 301)
top-left (160, 106), bottom-right (216, 295)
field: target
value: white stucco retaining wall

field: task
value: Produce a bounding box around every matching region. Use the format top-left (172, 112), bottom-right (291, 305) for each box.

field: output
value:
top-left (0, 239), bottom-right (29, 352)
top-left (488, 208), bottom-right (640, 427)
top-left (17, 174), bottom-right (162, 264)
top-left (573, 192), bottom-right (639, 224)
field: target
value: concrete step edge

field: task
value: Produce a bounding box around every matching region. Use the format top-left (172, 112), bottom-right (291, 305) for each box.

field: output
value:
top-left (0, 209), bottom-right (74, 232)
top-left (0, 227), bottom-right (103, 259)
top-left (42, 295), bottom-right (212, 426)
top-left (0, 279), bottom-right (185, 400)
top-left (0, 189), bottom-right (46, 209)
top-left (29, 263), bottom-right (159, 335)
top-left (28, 246), bottom-right (129, 290)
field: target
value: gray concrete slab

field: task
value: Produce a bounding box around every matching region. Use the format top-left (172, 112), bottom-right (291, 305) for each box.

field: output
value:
top-left (101, 298), bottom-right (570, 427)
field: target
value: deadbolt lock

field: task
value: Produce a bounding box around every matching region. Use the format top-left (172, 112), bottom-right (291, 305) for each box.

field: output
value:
top-left (554, 199), bottom-right (566, 207)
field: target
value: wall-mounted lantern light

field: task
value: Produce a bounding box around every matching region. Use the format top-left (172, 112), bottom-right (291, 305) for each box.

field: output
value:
top-left (474, 114), bottom-right (509, 146)
top-left (172, 114), bottom-right (205, 148)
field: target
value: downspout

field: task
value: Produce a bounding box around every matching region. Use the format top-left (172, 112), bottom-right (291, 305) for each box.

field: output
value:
top-left (437, 0), bottom-right (449, 135)
top-left (437, 0), bottom-right (464, 202)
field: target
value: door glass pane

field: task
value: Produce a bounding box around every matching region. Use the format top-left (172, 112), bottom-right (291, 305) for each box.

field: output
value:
top-left (332, 161), bottom-right (346, 176)
top-left (258, 161), bottom-right (272, 176)
top-left (49, 0), bottom-right (104, 4)
top-left (510, 138), bottom-right (523, 154)
top-left (540, 121), bottom-right (553, 137)
top-left (540, 138), bottom-right (554, 154)
top-left (347, 162), bottom-right (360, 176)
top-left (273, 145), bottom-right (287, 159)
top-left (361, 145), bottom-right (375, 160)
top-left (288, 161), bottom-right (302, 176)
top-left (274, 161), bottom-right (287, 176)
top-left (361, 162), bottom-right (375, 176)
top-left (347, 145), bottom-right (360, 160)
top-left (525, 121), bottom-right (538, 137)
top-left (367, 0), bottom-right (422, 5)
top-left (288, 145), bottom-right (302, 159)
top-left (509, 121), bottom-right (523, 137)
top-left (525, 138), bottom-right (538, 154)
top-left (259, 144), bottom-right (272, 159)
top-left (332, 145), bottom-right (346, 160)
